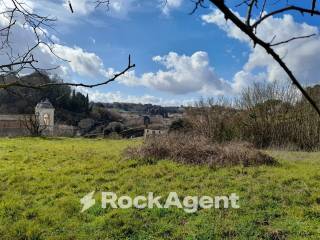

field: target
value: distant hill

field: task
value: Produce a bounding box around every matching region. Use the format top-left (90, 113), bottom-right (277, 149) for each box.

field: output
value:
top-left (100, 102), bottom-right (183, 117)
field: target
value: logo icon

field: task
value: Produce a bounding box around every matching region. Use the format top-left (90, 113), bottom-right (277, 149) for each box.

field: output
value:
top-left (80, 191), bottom-right (96, 212)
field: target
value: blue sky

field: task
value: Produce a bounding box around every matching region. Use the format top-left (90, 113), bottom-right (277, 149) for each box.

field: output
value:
top-left (54, 0), bottom-right (248, 104)
top-left (2, 0), bottom-right (320, 105)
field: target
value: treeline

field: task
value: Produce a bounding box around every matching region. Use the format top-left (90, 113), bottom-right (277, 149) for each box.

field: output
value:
top-left (182, 82), bottom-right (320, 151)
top-left (0, 72), bottom-right (90, 125)
top-left (103, 102), bottom-right (182, 116)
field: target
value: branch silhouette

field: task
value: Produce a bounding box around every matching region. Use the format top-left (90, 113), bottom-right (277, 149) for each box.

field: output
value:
top-left (192, 0), bottom-right (320, 117)
top-left (0, 0), bottom-right (135, 91)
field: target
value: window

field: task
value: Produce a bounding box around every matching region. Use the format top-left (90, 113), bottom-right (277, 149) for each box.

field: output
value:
top-left (43, 113), bottom-right (50, 126)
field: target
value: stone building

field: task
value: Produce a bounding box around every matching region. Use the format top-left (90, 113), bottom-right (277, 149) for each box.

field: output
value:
top-left (0, 99), bottom-right (77, 137)
top-left (35, 99), bottom-right (55, 135)
top-left (144, 129), bottom-right (167, 139)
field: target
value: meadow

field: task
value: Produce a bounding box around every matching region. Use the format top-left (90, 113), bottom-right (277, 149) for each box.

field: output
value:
top-left (0, 138), bottom-right (319, 240)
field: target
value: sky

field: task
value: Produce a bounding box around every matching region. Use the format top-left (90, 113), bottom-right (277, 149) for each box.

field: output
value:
top-left (0, 0), bottom-right (319, 106)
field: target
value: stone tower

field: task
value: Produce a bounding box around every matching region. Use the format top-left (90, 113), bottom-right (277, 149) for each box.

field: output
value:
top-left (35, 99), bottom-right (55, 135)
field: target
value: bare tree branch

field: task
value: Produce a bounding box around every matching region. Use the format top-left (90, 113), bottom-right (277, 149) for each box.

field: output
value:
top-left (0, 55), bottom-right (135, 89)
top-left (245, 0), bottom-right (257, 26)
top-left (94, 0), bottom-right (111, 9)
top-left (206, 0), bottom-right (320, 117)
top-left (0, 0), bottom-right (135, 91)
top-left (68, 0), bottom-right (74, 13)
top-left (312, 0), bottom-right (317, 16)
top-left (21, 114), bottom-right (47, 136)
top-left (252, 5), bottom-right (320, 29)
top-left (270, 34), bottom-right (317, 47)
top-left (190, 0), bottom-right (207, 15)
top-left (0, 0), bottom-right (58, 75)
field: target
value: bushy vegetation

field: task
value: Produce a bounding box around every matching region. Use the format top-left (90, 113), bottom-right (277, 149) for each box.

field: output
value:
top-left (126, 134), bottom-right (276, 167)
top-left (0, 138), bottom-right (320, 239)
top-left (169, 119), bottom-right (193, 133)
top-left (186, 82), bottom-right (320, 151)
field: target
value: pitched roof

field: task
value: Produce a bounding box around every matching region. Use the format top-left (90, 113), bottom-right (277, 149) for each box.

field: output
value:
top-left (35, 99), bottom-right (54, 109)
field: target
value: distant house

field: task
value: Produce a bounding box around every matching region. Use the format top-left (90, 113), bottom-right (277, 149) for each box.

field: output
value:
top-left (144, 129), bottom-right (167, 139)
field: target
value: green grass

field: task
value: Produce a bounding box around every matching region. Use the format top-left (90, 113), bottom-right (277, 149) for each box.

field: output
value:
top-left (0, 138), bottom-right (319, 240)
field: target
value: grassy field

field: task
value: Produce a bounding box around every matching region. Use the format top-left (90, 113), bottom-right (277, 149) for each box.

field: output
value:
top-left (0, 138), bottom-right (319, 240)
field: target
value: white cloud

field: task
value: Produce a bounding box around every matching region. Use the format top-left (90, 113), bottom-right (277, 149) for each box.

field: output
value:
top-left (161, 0), bottom-right (183, 15)
top-left (50, 45), bottom-right (108, 79)
top-left (61, 0), bottom-right (182, 18)
top-left (121, 51), bottom-right (231, 95)
top-left (202, 10), bottom-right (320, 92)
top-left (232, 71), bottom-right (267, 92)
top-left (79, 89), bottom-right (193, 106)
top-left (0, 2), bottom-right (113, 83)
top-left (202, 10), bottom-right (248, 43)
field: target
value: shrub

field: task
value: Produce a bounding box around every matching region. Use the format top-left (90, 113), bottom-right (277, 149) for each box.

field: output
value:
top-left (104, 122), bottom-right (125, 135)
top-left (124, 134), bottom-right (277, 167)
top-left (169, 118), bottom-right (193, 133)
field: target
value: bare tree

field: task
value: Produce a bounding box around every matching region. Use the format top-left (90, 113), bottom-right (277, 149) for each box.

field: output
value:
top-left (189, 0), bottom-right (320, 116)
top-left (21, 114), bottom-right (47, 136)
top-left (0, 0), bottom-right (135, 89)
top-left (0, 0), bottom-right (57, 75)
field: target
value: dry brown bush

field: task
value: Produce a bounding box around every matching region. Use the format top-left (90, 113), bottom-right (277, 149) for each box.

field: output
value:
top-left (185, 83), bottom-right (320, 151)
top-left (124, 133), bottom-right (277, 167)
